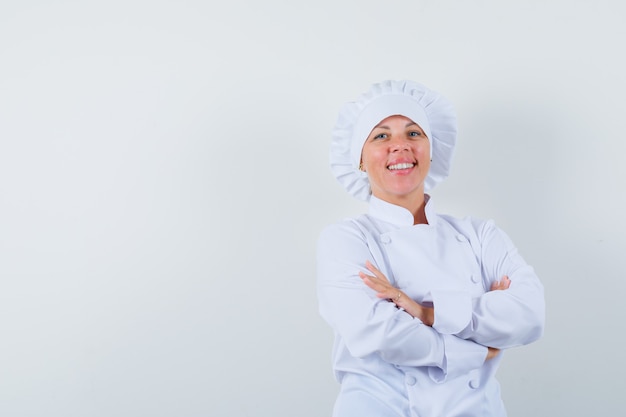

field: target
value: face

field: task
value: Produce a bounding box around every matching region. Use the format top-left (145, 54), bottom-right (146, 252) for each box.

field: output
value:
top-left (360, 115), bottom-right (431, 205)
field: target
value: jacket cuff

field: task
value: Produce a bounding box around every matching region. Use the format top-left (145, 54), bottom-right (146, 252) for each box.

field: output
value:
top-left (428, 334), bottom-right (486, 383)
top-left (429, 289), bottom-right (472, 335)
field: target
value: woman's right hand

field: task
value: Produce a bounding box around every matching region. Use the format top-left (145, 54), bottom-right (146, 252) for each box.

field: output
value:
top-left (490, 275), bottom-right (511, 291)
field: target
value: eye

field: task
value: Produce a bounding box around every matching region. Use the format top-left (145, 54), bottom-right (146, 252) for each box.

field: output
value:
top-left (408, 131), bottom-right (422, 137)
top-left (372, 133), bottom-right (388, 140)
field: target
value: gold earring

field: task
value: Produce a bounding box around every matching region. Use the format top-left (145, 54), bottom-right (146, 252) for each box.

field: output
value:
top-left (359, 161), bottom-right (365, 172)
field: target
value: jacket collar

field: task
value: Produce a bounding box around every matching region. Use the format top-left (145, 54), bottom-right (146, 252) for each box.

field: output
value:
top-left (368, 194), bottom-right (437, 227)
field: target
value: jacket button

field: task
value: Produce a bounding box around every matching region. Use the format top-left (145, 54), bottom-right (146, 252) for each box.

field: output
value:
top-left (381, 235), bottom-right (391, 244)
top-left (471, 274), bottom-right (480, 283)
top-left (406, 375), bottom-right (417, 386)
top-left (456, 234), bottom-right (467, 242)
top-left (469, 379), bottom-right (479, 389)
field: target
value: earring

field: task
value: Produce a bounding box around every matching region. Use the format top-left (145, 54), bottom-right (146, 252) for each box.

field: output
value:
top-left (359, 161), bottom-right (365, 172)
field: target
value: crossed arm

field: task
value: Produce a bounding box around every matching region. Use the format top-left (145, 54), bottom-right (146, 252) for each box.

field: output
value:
top-left (359, 260), bottom-right (511, 361)
top-left (318, 219), bottom-right (544, 375)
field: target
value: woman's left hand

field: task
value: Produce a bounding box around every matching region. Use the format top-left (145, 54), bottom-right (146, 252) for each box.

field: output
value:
top-left (359, 260), bottom-right (434, 326)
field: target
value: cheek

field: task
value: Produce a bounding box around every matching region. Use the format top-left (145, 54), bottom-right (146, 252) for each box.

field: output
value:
top-left (419, 141), bottom-right (430, 159)
top-left (422, 158), bottom-right (432, 173)
top-left (412, 143), bottom-right (429, 158)
top-left (361, 146), bottom-right (383, 164)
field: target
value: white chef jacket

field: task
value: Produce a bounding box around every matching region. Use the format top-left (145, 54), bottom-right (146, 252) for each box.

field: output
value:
top-left (317, 195), bottom-right (545, 417)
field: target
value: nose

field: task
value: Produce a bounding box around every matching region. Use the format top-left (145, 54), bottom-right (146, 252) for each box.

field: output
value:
top-left (391, 139), bottom-right (410, 152)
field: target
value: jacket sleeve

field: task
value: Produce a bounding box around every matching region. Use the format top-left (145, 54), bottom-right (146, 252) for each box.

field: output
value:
top-left (432, 219), bottom-right (545, 349)
top-left (317, 221), bottom-right (488, 380)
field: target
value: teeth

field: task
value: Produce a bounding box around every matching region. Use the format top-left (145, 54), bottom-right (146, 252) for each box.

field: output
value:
top-left (388, 163), bottom-right (414, 170)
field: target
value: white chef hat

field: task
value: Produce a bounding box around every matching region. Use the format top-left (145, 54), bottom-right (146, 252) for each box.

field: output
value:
top-left (330, 80), bottom-right (457, 201)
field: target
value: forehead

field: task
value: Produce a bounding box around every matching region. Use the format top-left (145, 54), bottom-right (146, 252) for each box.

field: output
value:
top-left (374, 114), bottom-right (420, 128)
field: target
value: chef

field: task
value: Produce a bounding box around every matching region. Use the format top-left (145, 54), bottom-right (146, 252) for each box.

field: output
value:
top-left (317, 80), bottom-right (545, 417)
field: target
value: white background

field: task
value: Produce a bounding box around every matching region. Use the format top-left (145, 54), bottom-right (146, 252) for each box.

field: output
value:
top-left (1, 1), bottom-right (624, 416)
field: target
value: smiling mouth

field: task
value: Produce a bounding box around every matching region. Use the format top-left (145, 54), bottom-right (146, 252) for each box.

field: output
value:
top-left (387, 162), bottom-right (415, 170)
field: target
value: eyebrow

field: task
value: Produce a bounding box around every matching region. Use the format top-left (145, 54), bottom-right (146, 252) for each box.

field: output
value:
top-left (374, 122), bottom-right (420, 130)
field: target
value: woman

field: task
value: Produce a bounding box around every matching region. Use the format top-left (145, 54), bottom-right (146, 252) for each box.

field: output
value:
top-left (317, 80), bottom-right (545, 417)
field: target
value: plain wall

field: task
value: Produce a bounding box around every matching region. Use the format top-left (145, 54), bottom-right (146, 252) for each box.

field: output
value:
top-left (1, 1), bottom-right (624, 416)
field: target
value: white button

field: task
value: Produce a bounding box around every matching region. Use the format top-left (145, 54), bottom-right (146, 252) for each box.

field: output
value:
top-left (456, 234), bottom-right (467, 242)
top-left (406, 375), bottom-right (417, 386)
top-left (471, 274), bottom-right (480, 283)
top-left (381, 235), bottom-right (391, 244)
top-left (469, 379), bottom-right (479, 389)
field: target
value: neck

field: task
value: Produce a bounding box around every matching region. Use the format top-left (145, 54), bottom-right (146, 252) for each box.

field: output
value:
top-left (412, 201), bottom-right (428, 225)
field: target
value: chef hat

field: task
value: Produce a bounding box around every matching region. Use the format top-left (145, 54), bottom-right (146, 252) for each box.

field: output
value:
top-left (330, 80), bottom-right (457, 201)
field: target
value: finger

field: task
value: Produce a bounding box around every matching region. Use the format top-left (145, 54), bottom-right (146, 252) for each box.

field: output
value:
top-left (492, 281), bottom-right (505, 291)
top-left (365, 260), bottom-right (379, 275)
top-left (502, 275), bottom-right (511, 289)
top-left (359, 271), bottom-right (375, 285)
top-left (359, 271), bottom-right (378, 284)
top-left (359, 272), bottom-right (395, 299)
top-left (359, 272), bottom-right (385, 290)
top-left (490, 276), bottom-right (511, 291)
top-left (364, 260), bottom-right (390, 283)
